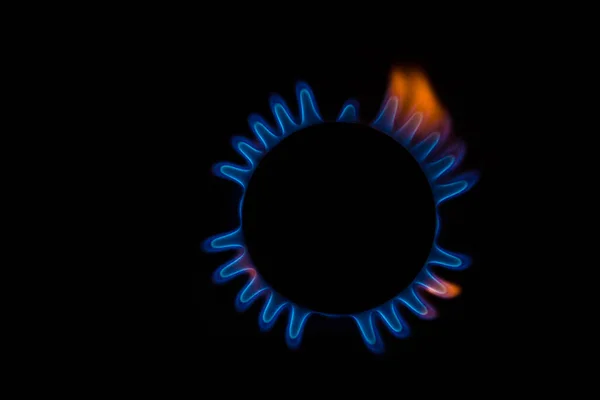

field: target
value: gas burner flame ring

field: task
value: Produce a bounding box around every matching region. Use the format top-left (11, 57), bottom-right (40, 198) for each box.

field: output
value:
top-left (203, 77), bottom-right (478, 353)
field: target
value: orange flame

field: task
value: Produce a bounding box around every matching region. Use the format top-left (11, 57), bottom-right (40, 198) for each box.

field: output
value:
top-left (424, 276), bottom-right (462, 299)
top-left (439, 279), bottom-right (461, 299)
top-left (387, 67), bottom-right (449, 137)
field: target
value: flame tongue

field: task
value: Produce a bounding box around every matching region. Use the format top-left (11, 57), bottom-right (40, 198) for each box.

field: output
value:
top-left (388, 67), bottom-right (449, 137)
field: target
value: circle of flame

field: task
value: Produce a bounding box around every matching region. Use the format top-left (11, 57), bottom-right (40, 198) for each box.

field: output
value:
top-left (203, 81), bottom-right (478, 353)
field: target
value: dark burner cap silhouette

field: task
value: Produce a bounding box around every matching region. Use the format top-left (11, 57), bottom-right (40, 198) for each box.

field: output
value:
top-left (242, 122), bottom-right (436, 315)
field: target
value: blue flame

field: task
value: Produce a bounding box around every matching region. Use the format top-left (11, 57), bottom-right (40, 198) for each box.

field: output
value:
top-left (203, 82), bottom-right (479, 353)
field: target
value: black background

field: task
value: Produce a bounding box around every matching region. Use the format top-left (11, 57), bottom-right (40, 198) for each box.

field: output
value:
top-left (176, 38), bottom-right (530, 365)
